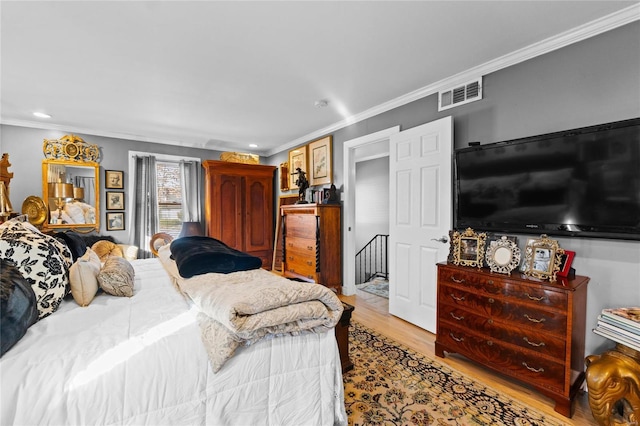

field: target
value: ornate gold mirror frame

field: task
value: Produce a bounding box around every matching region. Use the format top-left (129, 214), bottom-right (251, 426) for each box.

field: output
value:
top-left (522, 234), bottom-right (565, 282)
top-left (42, 135), bottom-right (100, 232)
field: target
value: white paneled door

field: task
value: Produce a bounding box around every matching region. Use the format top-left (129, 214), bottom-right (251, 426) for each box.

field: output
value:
top-left (389, 116), bottom-right (453, 332)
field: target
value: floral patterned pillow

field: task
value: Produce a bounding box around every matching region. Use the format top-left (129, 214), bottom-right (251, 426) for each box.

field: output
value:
top-left (0, 219), bottom-right (73, 320)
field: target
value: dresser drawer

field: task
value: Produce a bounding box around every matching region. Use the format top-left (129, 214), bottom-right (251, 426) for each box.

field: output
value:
top-left (439, 266), bottom-right (568, 309)
top-left (284, 254), bottom-right (317, 279)
top-left (438, 323), bottom-right (565, 392)
top-left (285, 236), bottom-right (317, 256)
top-left (439, 304), bottom-right (566, 359)
top-left (284, 214), bottom-right (317, 238)
top-left (440, 283), bottom-right (567, 334)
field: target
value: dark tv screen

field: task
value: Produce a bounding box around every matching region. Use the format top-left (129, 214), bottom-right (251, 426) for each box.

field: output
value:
top-left (454, 118), bottom-right (640, 240)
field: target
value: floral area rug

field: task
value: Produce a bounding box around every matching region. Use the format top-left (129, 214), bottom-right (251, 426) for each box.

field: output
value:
top-left (343, 322), bottom-right (567, 426)
top-left (356, 277), bottom-right (389, 299)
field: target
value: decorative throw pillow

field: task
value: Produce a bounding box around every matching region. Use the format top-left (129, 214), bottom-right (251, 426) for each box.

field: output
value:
top-left (68, 248), bottom-right (101, 306)
top-left (0, 218), bottom-right (73, 320)
top-left (157, 244), bottom-right (183, 291)
top-left (91, 240), bottom-right (124, 263)
top-left (52, 231), bottom-right (88, 262)
top-left (170, 236), bottom-right (262, 278)
top-left (1, 259), bottom-right (38, 357)
top-left (97, 256), bottom-right (135, 297)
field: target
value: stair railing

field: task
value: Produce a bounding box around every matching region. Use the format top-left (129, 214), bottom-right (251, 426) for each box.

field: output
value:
top-left (355, 234), bottom-right (389, 284)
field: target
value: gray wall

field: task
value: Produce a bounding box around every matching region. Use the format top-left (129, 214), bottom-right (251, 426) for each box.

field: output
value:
top-left (269, 21), bottom-right (640, 357)
top-left (0, 125), bottom-right (224, 242)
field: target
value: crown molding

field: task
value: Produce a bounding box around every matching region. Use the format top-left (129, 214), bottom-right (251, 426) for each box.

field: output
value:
top-left (266, 4), bottom-right (640, 157)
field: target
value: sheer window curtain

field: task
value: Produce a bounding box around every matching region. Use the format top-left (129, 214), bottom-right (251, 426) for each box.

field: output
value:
top-left (132, 155), bottom-right (158, 259)
top-left (179, 160), bottom-right (201, 222)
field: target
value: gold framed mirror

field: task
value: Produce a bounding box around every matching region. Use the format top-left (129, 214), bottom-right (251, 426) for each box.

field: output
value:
top-left (41, 135), bottom-right (100, 232)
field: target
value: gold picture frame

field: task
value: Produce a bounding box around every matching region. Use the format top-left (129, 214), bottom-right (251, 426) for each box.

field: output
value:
top-left (452, 227), bottom-right (486, 268)
top-left (279, 162), bottom-right (290, 191)
top-left (486, 236), bottom-right (521, 275)
top-left (522, 234), bottom-right (565, 282)
top-left (308, 135), bottom-right (332, 186)
top-left (288, 146), bottom-right (307, 190)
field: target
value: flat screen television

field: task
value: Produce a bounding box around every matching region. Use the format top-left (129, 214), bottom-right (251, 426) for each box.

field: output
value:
top-left (454, 117), bottom-right (640, 241)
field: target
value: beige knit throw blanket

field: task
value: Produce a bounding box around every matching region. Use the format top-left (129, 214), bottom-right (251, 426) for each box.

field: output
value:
top-left (176, 268), bottom-right (344, 372)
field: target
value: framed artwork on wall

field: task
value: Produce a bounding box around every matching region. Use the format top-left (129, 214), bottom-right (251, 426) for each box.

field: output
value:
top-left (105, 170), bottom-right (124, 189)
top-left (309, 136), bottom-right (332, 186)
top-left (288, 146), bottom-right (307, 190)
top-left (106, 212), bottom-right (125, 231)
top-left (106, 191), bottom-right (125, 210)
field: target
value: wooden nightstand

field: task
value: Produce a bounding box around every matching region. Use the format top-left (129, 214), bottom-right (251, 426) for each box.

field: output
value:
top-left (336, 302), bottom-right (354, 373)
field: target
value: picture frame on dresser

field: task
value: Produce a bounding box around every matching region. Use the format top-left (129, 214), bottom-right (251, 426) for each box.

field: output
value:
top-left (308, 135), bottom-right (332, 186)
top-left (451, 227), bottom-right (486, 268)
top-left (485, 235), bottom-right (521, 275)
top-left (288, 146), bottom-right (307, 190)
top-left (522, 234), bottom-right (565, 282)
top-left (557, 250), bottom-right (576, 277)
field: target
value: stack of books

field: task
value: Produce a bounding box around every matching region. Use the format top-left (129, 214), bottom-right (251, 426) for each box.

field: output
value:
top-left (594, 307), bottom-right (640, 351)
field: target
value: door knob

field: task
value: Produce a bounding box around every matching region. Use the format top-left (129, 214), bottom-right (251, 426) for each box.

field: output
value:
top-left (431, 236), bottom-right (448, 244)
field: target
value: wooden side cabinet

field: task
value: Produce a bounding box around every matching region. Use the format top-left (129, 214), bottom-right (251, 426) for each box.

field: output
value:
top-left (202, 160), bottom-right (276, 268)
top-left (281, 204), bottom-right (341, 293)
top-left (435, 262), bottom-right (589, 418)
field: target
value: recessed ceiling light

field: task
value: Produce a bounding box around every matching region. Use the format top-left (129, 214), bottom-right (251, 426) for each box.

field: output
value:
top-left (33, 112), bottom-right (51, 118)
top-left (249, 144), bottom-right (258, 148)
top-left (314, 99), bottom-right (329, 108)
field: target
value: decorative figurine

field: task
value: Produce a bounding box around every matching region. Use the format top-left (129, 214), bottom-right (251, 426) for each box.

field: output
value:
top-left (293, 168), bottom-right (309, 204)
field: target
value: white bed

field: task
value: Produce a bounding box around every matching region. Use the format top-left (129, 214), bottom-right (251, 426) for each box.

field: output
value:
top-left (0, 258), bottom-right (347, 425)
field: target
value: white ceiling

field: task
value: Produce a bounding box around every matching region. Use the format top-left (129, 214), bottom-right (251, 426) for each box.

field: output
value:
top-left (1, 1), bottom-right (638, 156)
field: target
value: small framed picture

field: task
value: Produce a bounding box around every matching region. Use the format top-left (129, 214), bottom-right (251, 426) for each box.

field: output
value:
top-left (106, 191), bottom-right (125, 210)
top-left (557, 250), bottom-right (576, 277)
top-left (522, 234), bottom-right (564, 282)
top-left (308, 135), bottom-right (332, 186)
top-left (106, 212), bottom-right (125, 231)
top-left (451, 227), bottom-right (487, 268)
top-left (288, 146), bottom-right (308, 190)
top-left (105, 170), bottom-right (124, 189)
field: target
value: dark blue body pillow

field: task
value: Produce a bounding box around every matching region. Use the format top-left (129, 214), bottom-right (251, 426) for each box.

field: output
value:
top-left (1, 259), bottom-right (38, 357)
top-left (170, 236), bottom-right (262, 278)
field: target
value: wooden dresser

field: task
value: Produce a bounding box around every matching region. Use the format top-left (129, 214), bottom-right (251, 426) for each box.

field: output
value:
top-left (202, 160), bottom-right (276, 268)
top-left (281, 204), bottom-right (341, 293)
top-left (435, 262), bottom-right (589, 418)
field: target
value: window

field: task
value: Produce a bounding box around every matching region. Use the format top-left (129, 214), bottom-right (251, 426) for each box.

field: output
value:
top-left (156, 161), bottom-right (183, 238)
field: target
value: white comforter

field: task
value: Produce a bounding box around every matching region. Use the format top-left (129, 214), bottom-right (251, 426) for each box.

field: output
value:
top-left (0, 258), bottom-right (347, 425)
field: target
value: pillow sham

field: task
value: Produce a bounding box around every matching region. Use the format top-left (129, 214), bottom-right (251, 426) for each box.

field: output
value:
top-left (0, 219), bottom-right (73, 319)
top-left (157, 244), bottom-right (182, 288)
top-left (169, 236), bottom-right (262, 278)
top-left (68, 248), bottom-right (101, 306)
top-left (97, 256), bottom-right (135, 297)
top-left (1, 259), bottom-right (38, 357)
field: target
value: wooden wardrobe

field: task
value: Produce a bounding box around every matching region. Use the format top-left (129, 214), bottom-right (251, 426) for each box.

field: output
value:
top-left (202, 160), bottom-right (276, 268)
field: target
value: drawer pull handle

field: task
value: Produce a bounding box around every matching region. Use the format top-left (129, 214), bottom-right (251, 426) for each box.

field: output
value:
top-left (522, 362), bottom-right (544, 373)
top-left (307, 246), bottom-right (313, 250)
top-left (525, 293), bottom-right (545, 301)
top-left (306, 261), bottom-right (313, 266)
top-left (524, 314), bottom-right (546, 323)
top-left (487, 280), bottom-right (494, 285)
top-left (450, 294), bottom-right (465, 302)
top-left (488, 298), bottom-right (495, 304)
top-left (288, 256), bottom-right (294, 260)
top-left (451, 276), bottom-right (465, 284)
top-left (486, 340), bottom-right (493, 346)
top-left (450, 312), bottom-right (464, 321)
top-left (449, 333), bottom-right (464, 342)
top-left (523, 337), bottom-right (546, 347)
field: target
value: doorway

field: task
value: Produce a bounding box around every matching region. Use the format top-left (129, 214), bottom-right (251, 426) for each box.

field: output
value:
top-left (342, 126), bottom-right (399, 296)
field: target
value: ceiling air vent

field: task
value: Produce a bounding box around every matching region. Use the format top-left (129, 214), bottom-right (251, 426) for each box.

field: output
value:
top-left (438, 77), bottom-right (483, 111)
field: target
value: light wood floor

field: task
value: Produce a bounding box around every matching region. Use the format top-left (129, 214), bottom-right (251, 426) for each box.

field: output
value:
top-left (339, 289), bottom-right (598, 426)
